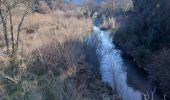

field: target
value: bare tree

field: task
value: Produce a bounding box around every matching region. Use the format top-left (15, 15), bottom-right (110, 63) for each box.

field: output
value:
top-left (81, 0), bottom-right (99, 17)
top-left (0, 0), bottom-right (9, 54)
top-left (16, 1), bottom-right (31, 48)
top-left (0, 0), bottom-right (31, 54)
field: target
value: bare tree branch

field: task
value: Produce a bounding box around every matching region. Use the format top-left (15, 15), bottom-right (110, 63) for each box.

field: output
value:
top-left (16, 3), bottom-right (30, 47)
top-left (0, 0), bottom-right (9, 54)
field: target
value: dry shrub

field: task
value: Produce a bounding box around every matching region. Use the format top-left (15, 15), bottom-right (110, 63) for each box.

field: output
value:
top-left (28, 38), bottom-right (119, 100)
top-left (27, 37), bottom-right (105, 100)
top-left (0, 3), bottom-right (118, 100)
top-left (0, 38), bottom-right (88, 100)
top-left (0, 34), bottom-right (5, 48)
top-left (148, 49), bottom-right (170, 98)
top-left (29, 38), bottom-right (85, 75)
top-left (84, 33), bottom-right (102, 73)
top-left (9, 9), bottom-right (92, 55)
top-left (7, 4), bottom-right (90, 43)
top-left (100, 18), bottom-right (117, 30)
top-left (0, 6), bottom-right (93, 99)
top-left (38, 72), bottom-right (88, 100)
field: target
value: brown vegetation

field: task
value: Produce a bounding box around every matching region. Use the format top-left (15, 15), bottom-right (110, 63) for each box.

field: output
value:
top-left (0, 1), bottom-right (120, 100)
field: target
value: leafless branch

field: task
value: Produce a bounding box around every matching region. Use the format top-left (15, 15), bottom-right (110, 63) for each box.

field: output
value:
top-left (16, 3), bottom-right (30, 47)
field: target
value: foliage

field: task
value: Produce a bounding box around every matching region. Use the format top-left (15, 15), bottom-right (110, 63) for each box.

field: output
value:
top-left (114, 0), bottom-right (170, 97)
top-left (148, 49), bottom-right (170, 97)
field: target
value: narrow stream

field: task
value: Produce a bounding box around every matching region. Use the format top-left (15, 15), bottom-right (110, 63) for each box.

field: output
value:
top-left (93, 26), bottom-right (143, 100)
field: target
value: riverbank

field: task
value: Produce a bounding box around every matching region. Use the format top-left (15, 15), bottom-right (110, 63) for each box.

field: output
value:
top-left (0, 1), bottom-right (121, 99)
top-left (93, 14), bottom-right (166, 99)
top-left (112, 1), bottom-right (170, 99)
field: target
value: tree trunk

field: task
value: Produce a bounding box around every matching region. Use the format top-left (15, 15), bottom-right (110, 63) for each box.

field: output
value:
top-left (0, 0), bottom-right (9, 54)
top-left (9, 9), bottom-right (15, 53)
top-left (2, 19), bottom-right (9, 54)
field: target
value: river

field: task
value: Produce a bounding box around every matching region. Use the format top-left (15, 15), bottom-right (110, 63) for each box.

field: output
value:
top-left (93, 26), bottom-right (143, 100)
top-left (69, 0), bottom-right (164, 99)
top-left (92, 25), bottom-right (164, 100)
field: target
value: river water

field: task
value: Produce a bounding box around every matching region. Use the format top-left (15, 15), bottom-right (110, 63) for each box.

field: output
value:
top-left (69, 1), bottom-right (163, 99)
top-left (93, 26), bottom-right (143, 100)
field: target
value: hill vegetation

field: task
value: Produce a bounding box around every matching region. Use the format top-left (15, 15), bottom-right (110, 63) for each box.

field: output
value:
top-left (0, 0), bottom-right (120, 100)
top-left (1, 0), bottom-right (169, 99)
top-left (114, 0), bottom-right (170, 98)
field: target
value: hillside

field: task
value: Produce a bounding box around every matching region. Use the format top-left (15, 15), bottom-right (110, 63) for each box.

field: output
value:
top-left (1, 0), bottom-right (170, 100)
top-left (0, 1), bottom-right (120, 100)
top-left (114, 0), bottom-right (170, 98)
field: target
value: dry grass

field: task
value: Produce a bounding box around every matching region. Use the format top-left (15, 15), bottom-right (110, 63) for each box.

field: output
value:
top-left (0, 6), bottom-right (93, 99)
top-left (0, 3), bottom-right (119, 100)
top-left (29, 38), bottom-right (85, 75)
top-left (11, 10), bottom-right (92, 55)
top-left (0, 8), bottom-right (92, 71)
top-left (0, 8), bottom-right (92, 53)
top-left (0, 4), bottom-right (115, 99)
top-left (100, 18), bottom-right (117, 31)
top-left (27, 38), bottom-right (118, 100)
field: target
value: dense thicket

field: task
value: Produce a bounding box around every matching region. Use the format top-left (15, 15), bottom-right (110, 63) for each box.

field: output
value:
top-left (114, 0), bottom-right (170, 97)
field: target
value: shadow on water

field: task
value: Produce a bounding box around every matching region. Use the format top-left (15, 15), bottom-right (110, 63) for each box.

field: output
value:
top-left (92, 25), bottom-right (164, 100)
top-left (93, 26), bottom-right (142, 100)
top-left (123, 56), bottom-right (166, 100)
top-left (123, 56), bottom-right (150, 92)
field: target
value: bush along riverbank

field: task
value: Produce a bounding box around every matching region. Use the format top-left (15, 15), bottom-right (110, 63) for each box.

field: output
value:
top-left (113, 0), bottom-right (170, 99)
top-left (0, 1), bottom-right (120, 99)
